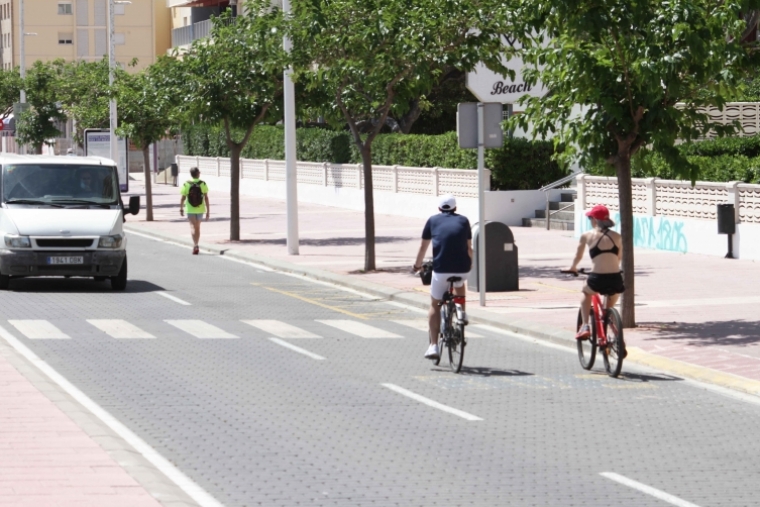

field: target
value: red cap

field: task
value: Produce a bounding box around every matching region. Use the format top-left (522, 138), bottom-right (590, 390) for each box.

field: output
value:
top-left (585, 205), bottom-right (610, 221)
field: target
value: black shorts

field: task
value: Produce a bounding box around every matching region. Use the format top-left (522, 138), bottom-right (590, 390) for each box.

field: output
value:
top-left (587, 272), bottom-right (625, 296)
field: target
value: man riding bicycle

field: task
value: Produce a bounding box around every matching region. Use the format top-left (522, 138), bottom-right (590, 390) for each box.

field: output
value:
top-left (568, 204), bottom-right (625, 340)
top-left (413, 195), bottom-right (472, 361)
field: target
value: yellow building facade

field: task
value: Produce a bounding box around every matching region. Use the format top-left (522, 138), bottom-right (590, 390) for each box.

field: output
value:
top-left (0, 0), bottom-right (171, 72)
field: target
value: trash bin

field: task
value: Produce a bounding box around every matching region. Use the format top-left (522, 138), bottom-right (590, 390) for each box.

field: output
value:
top-left (717, 203), bottom-right (735, 235)
top-left (468, 221), bottom-right (519, 292)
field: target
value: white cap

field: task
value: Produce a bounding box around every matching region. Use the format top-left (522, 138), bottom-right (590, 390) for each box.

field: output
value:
top-left (438, 195), bottom-right (456, 211)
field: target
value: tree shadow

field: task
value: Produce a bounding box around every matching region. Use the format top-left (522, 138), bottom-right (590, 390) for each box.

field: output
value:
top-left (639, 320), bottom-right (760, 347)
top-left (459, 366), bottom-right (534, 377)
top-left (8, 278), bottom-right (166, 294)
top-left (519, 264), bottom-right (653, 280)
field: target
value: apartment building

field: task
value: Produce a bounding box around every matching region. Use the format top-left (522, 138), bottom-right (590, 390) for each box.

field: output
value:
top-left (0, 0), bottom-right (172, 72)
top-left (169, 0), bottom-right (241, 49)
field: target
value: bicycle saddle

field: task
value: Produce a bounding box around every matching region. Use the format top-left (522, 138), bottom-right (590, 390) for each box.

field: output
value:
top-left (447, 276), bottom-right (462, 282)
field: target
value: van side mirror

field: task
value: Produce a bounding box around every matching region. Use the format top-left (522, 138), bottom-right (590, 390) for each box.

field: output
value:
top-left (128, 196), bottom-right (140, 215)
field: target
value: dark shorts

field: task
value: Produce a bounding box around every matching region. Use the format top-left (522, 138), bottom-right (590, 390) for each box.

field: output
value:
top-left (586, 272), bottom-right (625, 296)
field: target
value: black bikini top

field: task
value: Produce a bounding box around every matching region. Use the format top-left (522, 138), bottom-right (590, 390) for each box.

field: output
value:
top-left (589, 230), bottom-right (619, 259)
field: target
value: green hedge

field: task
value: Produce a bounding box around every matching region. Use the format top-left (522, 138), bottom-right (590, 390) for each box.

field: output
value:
top-left (585, 135), bottom-right (760, 183)
top-left (182, 124), bottom-right (568, 190)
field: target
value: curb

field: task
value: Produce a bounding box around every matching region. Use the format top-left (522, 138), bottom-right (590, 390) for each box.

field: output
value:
top-left (125, 224), bottom-right (760, 399)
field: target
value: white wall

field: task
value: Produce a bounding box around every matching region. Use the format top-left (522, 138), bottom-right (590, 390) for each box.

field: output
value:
top-left (574, 204), bottom-right (758, 259)
top-left (178, 166), bottom-right (557, 225)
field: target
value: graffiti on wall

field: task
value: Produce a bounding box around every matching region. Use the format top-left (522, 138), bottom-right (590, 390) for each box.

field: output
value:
top-left (578, 212), bottom-right (688, 253)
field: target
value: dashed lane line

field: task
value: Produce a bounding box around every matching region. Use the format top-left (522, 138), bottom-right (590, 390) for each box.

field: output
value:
top-left (601, 472), bottom-right (702, 507)
top-left (269, 338), bottom-right (325, 361)
top-left (156, 291), bottom-right (192, 306)
top-left (381, 383), bottom-right (483, 421)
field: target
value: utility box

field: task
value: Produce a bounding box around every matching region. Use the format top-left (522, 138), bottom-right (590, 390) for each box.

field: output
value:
top-left (468, 221), bottom-right (519, 292)
top-left (717, 203), bottom-right (736, 235)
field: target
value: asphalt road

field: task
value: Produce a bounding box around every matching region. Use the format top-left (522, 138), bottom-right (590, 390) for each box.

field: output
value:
top-left (2, 233), bottom-right (759, 507)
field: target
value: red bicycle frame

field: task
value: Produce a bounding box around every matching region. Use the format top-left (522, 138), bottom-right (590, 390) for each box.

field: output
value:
top-left (590, 293), bottom-right (609, 347)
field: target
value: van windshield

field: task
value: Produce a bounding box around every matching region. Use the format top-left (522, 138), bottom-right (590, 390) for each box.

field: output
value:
top-left (2, 164), bottom-right (119, 205)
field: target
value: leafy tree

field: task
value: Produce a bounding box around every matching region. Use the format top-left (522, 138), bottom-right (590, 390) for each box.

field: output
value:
top-left (290, 0), bottom-right (509, 270)
top-left (0, 68), bottom-right (21, 122)
top-left (16, 61), bottom-right (66, 154)
top-left (55, 58), bottom-right (110, 148)
top-left (115, 58), bottom-right (181, 221)
top-left (511, 0), bottom-right (757, 327)
top-left (169, 3), bottom-right (287, 241)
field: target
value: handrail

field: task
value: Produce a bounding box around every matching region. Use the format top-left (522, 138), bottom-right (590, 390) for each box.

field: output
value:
top-left (549, 202), bottom-right (574, 216)
top-left (539, 171), bottom-right (581, 192)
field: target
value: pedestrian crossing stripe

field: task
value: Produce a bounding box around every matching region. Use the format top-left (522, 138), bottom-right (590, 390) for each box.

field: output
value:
top-left (391, 319), bottom-right (484, 338)
top-left (316, 319), bottom-right (402, 339)
top-left (87, 320), bottom-right (155, 339)
top-left (242, 320), bottom-right (320, 339)
top-left (165, 320), bottom-right (238, 339)
top-left (8, 320), bottom-right (70, 340)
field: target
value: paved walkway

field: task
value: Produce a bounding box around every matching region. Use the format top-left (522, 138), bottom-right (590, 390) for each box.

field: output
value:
top-left (128, 179), bottom-right (760, 387)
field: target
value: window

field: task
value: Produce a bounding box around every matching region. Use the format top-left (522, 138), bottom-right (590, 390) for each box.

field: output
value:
top-left (58, 32), bottom-right (73, 45)
top-left (58, 2), bottom-right (73, 15)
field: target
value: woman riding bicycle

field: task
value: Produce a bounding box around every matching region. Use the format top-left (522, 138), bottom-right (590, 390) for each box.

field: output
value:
top-left (567, 205), bottom-right (625, 340)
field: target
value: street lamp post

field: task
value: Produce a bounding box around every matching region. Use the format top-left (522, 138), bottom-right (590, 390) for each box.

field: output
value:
top-left (18, 0), bottom-right (36, 155)
top-left (108, 0), bottom-right (131, 169)
top-left (283, 0), bottom-right (299, 255)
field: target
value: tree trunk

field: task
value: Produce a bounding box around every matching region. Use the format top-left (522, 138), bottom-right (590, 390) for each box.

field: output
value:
top-left (229, 144), bottom-right (241, 241)
top-left (360, 145), bottom-right (376, 271)
top-left (142, 146), bottom-right (154, 222)
top-left (614, 153), bottom-right (636, 328)
top-left (397, 99), bottom-right (422, 134)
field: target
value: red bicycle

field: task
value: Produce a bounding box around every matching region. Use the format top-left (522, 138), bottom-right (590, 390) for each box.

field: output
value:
top-left (561, 268), bottom-right (625, 377)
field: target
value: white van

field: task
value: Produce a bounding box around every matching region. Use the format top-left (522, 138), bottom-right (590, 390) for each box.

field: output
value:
top-left (0, 154), bottom-right (140, 290)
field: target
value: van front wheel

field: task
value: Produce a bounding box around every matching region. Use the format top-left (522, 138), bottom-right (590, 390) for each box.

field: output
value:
top-left (111, 257), bottom-right (127, 291)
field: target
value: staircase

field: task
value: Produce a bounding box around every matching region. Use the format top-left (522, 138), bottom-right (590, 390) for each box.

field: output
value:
top-left (522, 191), bottom-right (576, 230)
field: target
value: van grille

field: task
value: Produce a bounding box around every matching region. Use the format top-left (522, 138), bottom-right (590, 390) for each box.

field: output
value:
top-left (35, 239), bottom-right (95, 248)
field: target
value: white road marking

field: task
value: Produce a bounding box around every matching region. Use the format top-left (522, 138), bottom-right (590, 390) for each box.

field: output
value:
top-left (392, 319), bottom-right (484, 338)
top-left (87, 320), bottom-right (155, 339)
top-left (601, 472), bottom-right (702, 507)
top-left (269, 338), bottom-right (325, 360)
top-left (242, 320), bottom-right (321, 338)
top-left (165, 320), bottom-right (237, 339)
top-left (381, 383), bottom-right (482, 421)
top-left (156, 292), bottom-right (191, 306)
top-left (8, 320), bottom-right (69, 340)
top-left (317, 319), bottom-right (402, 338)
top-left (0, 324), bottom-right (224, 507)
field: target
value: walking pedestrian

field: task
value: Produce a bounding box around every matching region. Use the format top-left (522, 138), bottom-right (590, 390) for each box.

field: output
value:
top-left (180, 167), bottom-right (210, 255)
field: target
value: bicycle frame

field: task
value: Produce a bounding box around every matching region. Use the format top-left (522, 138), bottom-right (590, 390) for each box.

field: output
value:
top-left (590, 293), bottom-right (608, 346)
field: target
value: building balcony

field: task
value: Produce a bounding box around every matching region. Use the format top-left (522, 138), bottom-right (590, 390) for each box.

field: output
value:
top-left (171, 16), bottom-right (235, 48)
top-left (167, 0), bottom-right (232, 7)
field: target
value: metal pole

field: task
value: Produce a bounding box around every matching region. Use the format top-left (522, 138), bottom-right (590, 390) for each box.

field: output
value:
top-left (545, 193), bottom-right (550, 230)
top-left (283, 0), bottom-right (299, 255)
top-left (18, 0), bottom-right (25, 154)
top-left (477, 103), bottom-right (486, 307)
top-left (108, 0), bottom-right (118, 169)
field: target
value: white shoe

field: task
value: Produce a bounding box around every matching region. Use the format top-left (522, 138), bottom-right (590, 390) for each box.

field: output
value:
top-left (459, 311), bottom-right (469, 325)
top-left (424, 343), bottom-right (440, 360)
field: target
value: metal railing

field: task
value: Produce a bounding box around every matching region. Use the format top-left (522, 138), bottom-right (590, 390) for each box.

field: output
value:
top-left (539, 171), bottom-right (581, 230)
top-left (171, 16), bottom-right (237, 48)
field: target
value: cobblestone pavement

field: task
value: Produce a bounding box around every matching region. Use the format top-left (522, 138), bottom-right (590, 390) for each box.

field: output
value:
top-left (123, 179), bottom-right (760, 386)
top-left (3, 233), bottom-right (760, 506)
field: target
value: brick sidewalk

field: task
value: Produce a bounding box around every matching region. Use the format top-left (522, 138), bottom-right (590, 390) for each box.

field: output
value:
top-left (128, 178), bottom-right (760, 385)
top-left (0, 348), bottom-right (162, 507)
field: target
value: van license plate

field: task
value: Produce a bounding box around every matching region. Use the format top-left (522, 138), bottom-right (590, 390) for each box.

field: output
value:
top-left (47, 256), bottom-right (84, 265)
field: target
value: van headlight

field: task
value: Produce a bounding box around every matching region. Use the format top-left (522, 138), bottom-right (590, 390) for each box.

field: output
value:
top-left (98, 234), bottom-right (123, 249)
top-left (4, 235), bottom-right (31, 248)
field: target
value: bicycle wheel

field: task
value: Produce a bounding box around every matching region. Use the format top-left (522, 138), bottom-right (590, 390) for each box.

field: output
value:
top-left (602, 308), bottom-right (625, 377)
top-left (434, 307), bottom-right (446, 366)
top-left (448, 319), bottom-right (465, 374)
top-left (576, 309), bottom-right (597, 370)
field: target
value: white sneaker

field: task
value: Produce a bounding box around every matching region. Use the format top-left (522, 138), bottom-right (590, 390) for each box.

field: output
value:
top-left (424, 343), bottom-right (440, 360)
top-left (459, 311), bottom-right (469, 325)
